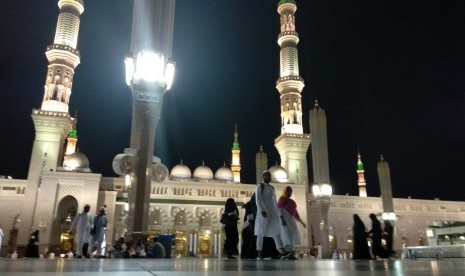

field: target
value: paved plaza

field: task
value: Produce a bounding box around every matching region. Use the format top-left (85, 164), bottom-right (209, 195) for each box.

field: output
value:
top-left (1, 258), bottom-right (465, 275)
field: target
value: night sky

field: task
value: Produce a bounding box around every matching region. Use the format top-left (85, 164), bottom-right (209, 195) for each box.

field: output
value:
top-left (0, 1), bottom-right (464, 201)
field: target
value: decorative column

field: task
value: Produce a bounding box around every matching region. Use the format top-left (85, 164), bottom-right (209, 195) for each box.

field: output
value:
top-left (312, 183), bottom-right (332, 259)
top-left (378, 155), bottom-right (395, 218)
top-left (255, 146), bottom-right (268, 184)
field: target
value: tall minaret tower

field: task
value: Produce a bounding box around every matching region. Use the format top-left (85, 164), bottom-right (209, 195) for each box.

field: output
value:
top-left (24, 0), bottom-right (84, 238)
top-left (274, 0), bottom-right (310, 185)
top-left (356, 149), bottom-right (367, 197)
top-left (230, 125), bottom-right (241, 182)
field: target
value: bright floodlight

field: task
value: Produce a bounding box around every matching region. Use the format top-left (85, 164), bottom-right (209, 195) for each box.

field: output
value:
top-left (165, 61), bottom-right (175, 90)
top-left (313, 183), bottom-right (332, 197)
top-left (133, 51), bottom-right (165, 83)
top-left (321, 183), bottom-right (332, 196)
top-left (382, 212), bottom-right (396, 221)
top-left (124, 57), bottom-right (134, 86)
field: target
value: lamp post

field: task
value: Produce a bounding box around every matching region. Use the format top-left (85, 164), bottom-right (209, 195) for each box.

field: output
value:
top-left (112, 0), bottom-right (175, 240)
top-left (312, 183), bottom-right (332, 259)
top-left (112, 50), bottom-right (174, 239)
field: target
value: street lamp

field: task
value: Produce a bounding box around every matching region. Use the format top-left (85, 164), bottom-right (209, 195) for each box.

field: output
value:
top-left (112, 50), bottom-right (175, 238)
top-left (125, 50), bottom-right (175, 90)
top-left (312, 183), bottom-right (332, 258)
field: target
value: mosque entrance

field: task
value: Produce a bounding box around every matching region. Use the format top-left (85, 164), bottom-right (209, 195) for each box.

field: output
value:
top-left (51, 196), bottom-right (78, 253)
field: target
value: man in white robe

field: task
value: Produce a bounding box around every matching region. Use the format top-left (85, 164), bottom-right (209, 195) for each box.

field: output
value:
top-left (71, 204), bottom-right (93, 258)
top-left (91, 207), bottom-right (108, 257)
top-left (254, 170), bottom-right (285, 259)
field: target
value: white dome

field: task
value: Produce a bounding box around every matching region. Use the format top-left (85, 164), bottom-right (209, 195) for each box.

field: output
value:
top-left (269, 164), bottom-right (288, 183)
top-left (193, 164), bottom-right (213, 181)
top-left (63, 152), bottom-right (90, 170)
top-left (214, 166), bottom-right (234, 182)
top-left (170, 163), bottom-right (192, 180)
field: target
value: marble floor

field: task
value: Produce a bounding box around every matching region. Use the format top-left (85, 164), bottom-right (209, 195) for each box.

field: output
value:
top-left (1, 258), bottom-right (465, 275)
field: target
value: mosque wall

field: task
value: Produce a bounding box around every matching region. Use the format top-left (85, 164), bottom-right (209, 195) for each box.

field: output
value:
top-left (308, 194), bottom-right (465, 257)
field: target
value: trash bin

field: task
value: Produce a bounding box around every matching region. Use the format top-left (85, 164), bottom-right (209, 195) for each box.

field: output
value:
top-left (157, 234), bottom-right (174, 258)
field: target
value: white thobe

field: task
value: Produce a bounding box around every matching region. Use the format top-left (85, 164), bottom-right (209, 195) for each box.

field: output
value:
top-left (71, 212), bottom-right (93, 256)
top-left (254, 182), bottom-right (281, 237)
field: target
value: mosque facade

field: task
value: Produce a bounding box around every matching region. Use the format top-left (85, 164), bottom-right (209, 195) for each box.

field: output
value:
top-left (1, 0), bottom-right (465, 258)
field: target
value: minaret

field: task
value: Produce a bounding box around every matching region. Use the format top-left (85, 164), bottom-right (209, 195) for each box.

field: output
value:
top-left (231, 125), bottom-right (241, 183)
top-left (274, 0), bottom-right (310, 185)
top-left (356, 149), bottom-right (367, 197)
top-left (309, 100), bottom-right (330, 185)
top-left (377, 155), bottom-right (394, 213)
top-left (65, 129), bottom-right (78, 156)
top-left (24, 0), bottom-right (84, 239)
top-left (255, 145), bottom-right (268, 184)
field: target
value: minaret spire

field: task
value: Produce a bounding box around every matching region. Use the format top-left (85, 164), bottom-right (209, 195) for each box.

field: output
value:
top-left (231, 124), bottom-right (241, 182)
top-left (274, 0), bottom-right (310, 185)
top-left (276, 0), bottom-right (305, 135)
top-left (41, 0), bottom-right (85, 113)
top-left (357, 148), bottom-right (367, 197)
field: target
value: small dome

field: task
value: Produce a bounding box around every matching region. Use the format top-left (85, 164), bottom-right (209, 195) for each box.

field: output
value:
top-left (170, 163), bottom-right (192, 180)
top-left (269, 164), bottom-right (288, 183)
top-left (193, 164), bottom-right (213, 181)
top-left (214, 166), bottom-right (234, 182)
top-left (63, 152), bottom-right (90, 170)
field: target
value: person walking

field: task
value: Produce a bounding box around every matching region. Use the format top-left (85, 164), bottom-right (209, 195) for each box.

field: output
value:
top-left (277, 186), bottom-right (306, 259)
top-left (368, 213), bottom-right (389, 259)
top-left (240, 195), bottom-right (257, 259)
top-left (71, 204), bottom-right (93, 258)
top-left (384, 220), bottom-right (395, 257)
top-left (255, 170), bottom-right (286, 260)
top-left (91, 207), bottom-right (108, 258)
top-left (352, 214), bottom-right (371, 259)
top-left (221, 197), bottom-right (239, 259)
top-left (25, 230), bottom-right (40, 258)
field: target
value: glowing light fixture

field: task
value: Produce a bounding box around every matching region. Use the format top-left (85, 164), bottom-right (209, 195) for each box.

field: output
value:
top-left (382, 212), bottom-right (397, 221)
top-left (125, 50), bottom-right (175, 90)
top-left (312, 183), bottom-right (332, 197)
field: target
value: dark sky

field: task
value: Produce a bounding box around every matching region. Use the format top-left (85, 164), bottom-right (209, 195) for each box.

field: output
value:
top-left (0, 1), bottom-right (464, 201)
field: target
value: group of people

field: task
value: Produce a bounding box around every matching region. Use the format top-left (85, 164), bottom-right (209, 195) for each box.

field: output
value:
top-left (352, 213), bottom-right (395, 260)
top-left (108, 236), bottom-right (166, 258)
top-left (70, 204), bottom-right (108, 258)
top-left (221, 170), bottom-right (306, 260)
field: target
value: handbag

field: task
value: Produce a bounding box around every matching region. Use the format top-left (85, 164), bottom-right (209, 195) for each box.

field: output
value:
top-left (220, 213), bottom-right (229, 225)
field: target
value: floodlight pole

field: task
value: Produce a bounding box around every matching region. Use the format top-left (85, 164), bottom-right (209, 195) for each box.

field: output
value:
top-left (123, 0), bottom-right (176, 238)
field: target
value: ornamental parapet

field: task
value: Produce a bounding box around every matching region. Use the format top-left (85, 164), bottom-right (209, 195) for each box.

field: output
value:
top-left (278, 31), bottom-right (298, 38)
top-left (46, 44), bottom-right (80, 56)
top-left (276, 75), bottom-right (303, 85)
top-left (32, 109), bottom-right (73, 118)
top-left (58, 0), bottom-right (85, 14)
